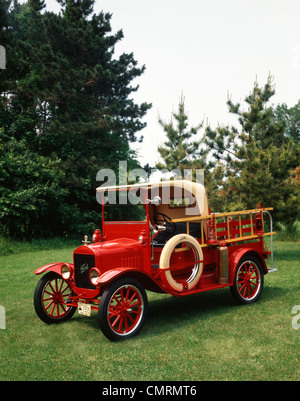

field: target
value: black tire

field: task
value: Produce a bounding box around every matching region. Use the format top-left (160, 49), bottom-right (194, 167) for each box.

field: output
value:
top-left (98, 278), bottom-right (148, 341)
top-left (34, 271), bottom-right (76, 324)
top-left (230, 255), bottom-right (264, 304)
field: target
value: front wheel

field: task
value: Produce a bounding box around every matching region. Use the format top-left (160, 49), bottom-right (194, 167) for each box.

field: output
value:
top-left (34, 271), bottom-right (76, 324)
top-left (230, 255), bottom-right (264, 304)
top-left (98, 278), bottom-right (148, 341)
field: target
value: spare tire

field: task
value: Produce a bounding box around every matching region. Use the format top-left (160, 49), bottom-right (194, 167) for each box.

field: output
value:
top-left (159, 234), bottom-right (203, 292)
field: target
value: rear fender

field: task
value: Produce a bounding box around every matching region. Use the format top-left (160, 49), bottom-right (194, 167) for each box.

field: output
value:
top-left (34, 262), bottom-right (73, 276)
top-left (229, 248), bottom-right (268, 282)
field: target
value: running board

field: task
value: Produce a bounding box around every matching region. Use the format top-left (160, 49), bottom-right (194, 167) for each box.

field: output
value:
top-left (268, 268), bottom-right (277, 273)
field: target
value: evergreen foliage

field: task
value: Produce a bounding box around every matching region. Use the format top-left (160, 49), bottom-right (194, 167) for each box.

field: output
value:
top-left (156, 94), bottom-right (208, 175)
top-left (0, 0), bottom-right (151, 238)
top-left (205, 76), bottom-right (300, 223)
top-left (156, 78), bottom-right (299, 226)
top-left (1, 0), bottom-right (299, 238)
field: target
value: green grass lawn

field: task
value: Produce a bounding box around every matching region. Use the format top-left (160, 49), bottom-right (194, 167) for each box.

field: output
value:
top-left (0, 239), bottom-right (299, 381)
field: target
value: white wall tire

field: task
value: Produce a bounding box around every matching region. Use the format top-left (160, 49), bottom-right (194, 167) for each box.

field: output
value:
top-left (159, 234), bottom-right (203, 292)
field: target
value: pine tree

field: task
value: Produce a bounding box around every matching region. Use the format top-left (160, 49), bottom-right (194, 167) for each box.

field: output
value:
top-left (205, 76), bottom-right (300, 223)
top-left (0, 0), bottom-right (151, 237)
top-left (156, 94), bottom-right (207, 176)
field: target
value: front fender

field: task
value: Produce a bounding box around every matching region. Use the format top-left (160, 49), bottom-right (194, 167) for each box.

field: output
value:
top-left (96, 267), bottom-right (167, 294)
top-left (34, 262), bottom-right (73, 276)
top-left (96, 267), bottom-right (129, 285)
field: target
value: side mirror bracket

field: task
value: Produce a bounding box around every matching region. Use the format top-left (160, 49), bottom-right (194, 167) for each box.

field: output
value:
top-left (146, 196), bottom-right (161, 206)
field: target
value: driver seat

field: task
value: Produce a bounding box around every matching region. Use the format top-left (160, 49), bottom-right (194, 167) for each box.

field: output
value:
top-left (152, 222), bottom-right (201, 247)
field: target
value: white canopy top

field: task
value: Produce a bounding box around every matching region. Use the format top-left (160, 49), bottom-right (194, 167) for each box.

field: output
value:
top-left (96, 180), bottom-right (208, 217)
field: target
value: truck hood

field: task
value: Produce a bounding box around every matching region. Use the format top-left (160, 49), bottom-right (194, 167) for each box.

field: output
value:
top-left (74, 238), bottom-right (143, 270)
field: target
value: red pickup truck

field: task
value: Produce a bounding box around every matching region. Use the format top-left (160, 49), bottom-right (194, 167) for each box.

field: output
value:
top-left (33, 180), bottom-right (275, 341)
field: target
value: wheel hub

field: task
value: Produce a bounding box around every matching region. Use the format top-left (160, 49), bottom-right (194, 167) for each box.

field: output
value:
top-left (52, 292), bottom-right (64, 304)
top-left (119, 303), bottom-right (132, 316)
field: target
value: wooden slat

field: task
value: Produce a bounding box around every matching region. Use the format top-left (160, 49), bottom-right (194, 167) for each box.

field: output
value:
top-left (171, 208), bottom-right (274, 246)
top-left (171, 207), bottom-right (273, 223)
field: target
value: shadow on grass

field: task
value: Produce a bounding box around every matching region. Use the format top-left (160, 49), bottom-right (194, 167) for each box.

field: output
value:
top-left (142, 284), bottom-right (288, 338)
top-left (66, 284), bottom-right (288, 340)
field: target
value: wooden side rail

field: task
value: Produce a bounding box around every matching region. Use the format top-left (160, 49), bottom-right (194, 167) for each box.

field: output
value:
top-left (171, 208), bottom-right (275, 247)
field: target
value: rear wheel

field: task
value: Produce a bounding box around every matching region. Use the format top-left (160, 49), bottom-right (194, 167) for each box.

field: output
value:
top-left (34, 271), bottom-right (76, 324)
top-left (98, 278), bottom-right (148, 341)
top-left (230, 255), bottom-right (264, 304)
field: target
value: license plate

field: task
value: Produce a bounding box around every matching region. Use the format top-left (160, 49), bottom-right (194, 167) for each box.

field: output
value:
top-left (78, 302), bottom-right (91, 317)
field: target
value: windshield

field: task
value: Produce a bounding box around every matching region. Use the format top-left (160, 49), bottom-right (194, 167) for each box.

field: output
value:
top-left (103, 190), bottom-right (147, 222)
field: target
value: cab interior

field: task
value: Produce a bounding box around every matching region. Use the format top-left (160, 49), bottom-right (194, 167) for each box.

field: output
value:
top-left (147, 185), bottom-right (206, 247)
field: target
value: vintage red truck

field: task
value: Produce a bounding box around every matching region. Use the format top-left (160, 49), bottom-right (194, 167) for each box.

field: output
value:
top-left (33, 180), bottom-right (276, 341)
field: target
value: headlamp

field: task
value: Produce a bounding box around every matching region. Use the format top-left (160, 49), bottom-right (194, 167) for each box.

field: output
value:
top-left (89, 267), bottom-right (101, 286)
top-left (61, 264), bottom-right (71, 280)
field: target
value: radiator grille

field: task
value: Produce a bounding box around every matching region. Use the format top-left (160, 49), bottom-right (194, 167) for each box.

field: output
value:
top-left (74, 253), bottom-right (96, 289)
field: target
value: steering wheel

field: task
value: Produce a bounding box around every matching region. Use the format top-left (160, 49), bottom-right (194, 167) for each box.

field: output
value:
top-left (155, 213), bottom-right (177, 233)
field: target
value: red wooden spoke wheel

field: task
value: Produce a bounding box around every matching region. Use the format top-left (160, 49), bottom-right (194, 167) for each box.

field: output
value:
top-left (231, 255), bottom-right (264, 304)
top-left (98, 278), bottom-right (148, 341)
top-left (34, 272), bottom-right (76, 324)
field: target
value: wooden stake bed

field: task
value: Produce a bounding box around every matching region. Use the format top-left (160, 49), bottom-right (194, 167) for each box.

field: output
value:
top-left (171, 207), bottom-right (275, 247)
